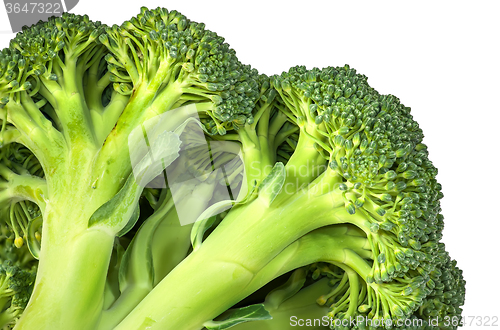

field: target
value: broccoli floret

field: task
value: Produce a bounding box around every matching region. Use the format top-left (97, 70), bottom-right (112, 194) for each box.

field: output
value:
top-left (416, 245), bottom-right (466, 329)
top-left (1, 15), bottom-right (290, 330)
top-left (100, 7), bottom-right (259, 135)
top-left (0, 7), bottom-right (261, 329)
top-left (111, 65), bottom-right (464, 330)
top-left (0, 260), bottom-right (36, 329)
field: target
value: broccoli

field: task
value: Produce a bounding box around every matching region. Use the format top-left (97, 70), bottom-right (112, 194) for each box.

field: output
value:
top-left (0, 261), bottom-right (36, 329)
top-left (110, 65), bottom-right (465, 330)
top-left (1, 8), bottom-right (259, 329)
top-left (0, 6), bottom-right (465, 330)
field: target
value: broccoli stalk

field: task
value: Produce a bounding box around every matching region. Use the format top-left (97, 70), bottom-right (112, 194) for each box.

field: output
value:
top-left (0, 16), bottom-right (129, 330)
top-left (0, 8), bottom-right (260, 329)
top-left (96, 190), bottom-right (175, 330)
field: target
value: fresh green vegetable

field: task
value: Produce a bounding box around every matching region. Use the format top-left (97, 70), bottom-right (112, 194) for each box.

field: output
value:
top-left (0, 6), bottom-right (465, 330)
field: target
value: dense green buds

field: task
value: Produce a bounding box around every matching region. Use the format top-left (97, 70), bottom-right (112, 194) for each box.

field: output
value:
top-left (101, 7), bottom-right (259, 133)
top-left (10, 13), bottom-right (106, 67)
top-left (0, 48), bottom-right (23, 98)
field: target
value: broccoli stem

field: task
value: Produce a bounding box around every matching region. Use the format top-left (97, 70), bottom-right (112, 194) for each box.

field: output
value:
top-left (17, 222), bottom-right (114, 330)
top-left (232, 226), bottom-right (371, 304)
top-left (235, 105), bottom-right (287, 188)
top-left (114, 190), bottom-right (369, 330)
top-left (2, 102), bottom-right (64, 168)
top-left (278, 123), bottom-right (328, 200)
top-left (150, 207), bottom-right (194, 284)
top-left (93, 83), bottom-right (193, 189)
top-left (340, 265), bottom-right (361, 317)
top-left (0, 169), bottom-right (46, 210)
top-left (238, 127), bottom-right (273, 186)
top-left (151, 171), bottom-right (229, 282)
top-left (39, 56), bottom-right (98, 147)
top-left (90, 93), bottom-right (130, 146)
top-left (115, 245), bottom-right (257, 330)
top-left (0, 128), bottom-right (21, 145)
top-left (0, 307), bottom-right (19, 329)
top-left (15, 152), bottom-right (127, 329)
top-left (98, 197), bottom-right (175, 330)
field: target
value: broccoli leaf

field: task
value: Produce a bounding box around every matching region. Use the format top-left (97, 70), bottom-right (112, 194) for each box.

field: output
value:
top-left (203, 304), bottom-right (272, 330)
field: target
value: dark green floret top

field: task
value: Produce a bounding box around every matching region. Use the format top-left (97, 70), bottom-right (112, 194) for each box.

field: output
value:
top-left (6, 13), bottom-right (107, 95)
top-left (100, 7), bottom-right (260, 134)
top-left (10, 13), bottom-right (105, 63)
top-left (0, 48), bottom-right (27, 104)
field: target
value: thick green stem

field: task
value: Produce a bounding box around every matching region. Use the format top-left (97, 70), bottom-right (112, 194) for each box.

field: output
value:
top-left (113, 190), bottom-right (353, 330)
top-left (114, 221), bottom-right (371, 330)
top-left (15, 181), bottom-right (119, 329)
top-left (238, 226), bottom-right (372, 301)
top-left (151, 208), bottom-right (194, 285)
top-left (14, 146), bottom-right (127, 329)
top-left (277, 123), bottom-right (328, 203)
top-left (232, 278), bottom-right (331, 330)
top-left (15, 224), bottom-right (114, 330)
top-left (97, 198), bottom-right (175, 330)
top-left (115, 246), bottom-right (257, 330)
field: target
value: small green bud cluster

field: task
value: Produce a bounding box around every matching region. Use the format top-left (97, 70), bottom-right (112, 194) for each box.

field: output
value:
top-left (1, 12), bottom-right (109, 120)
top-left (0, 48), bottom-right (31, 103)
top-left (0, 260), bottom-right (36, 327)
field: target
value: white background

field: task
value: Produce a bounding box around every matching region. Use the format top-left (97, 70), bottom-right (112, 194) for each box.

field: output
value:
top-left (2, 1), bottom-right (499, 326)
